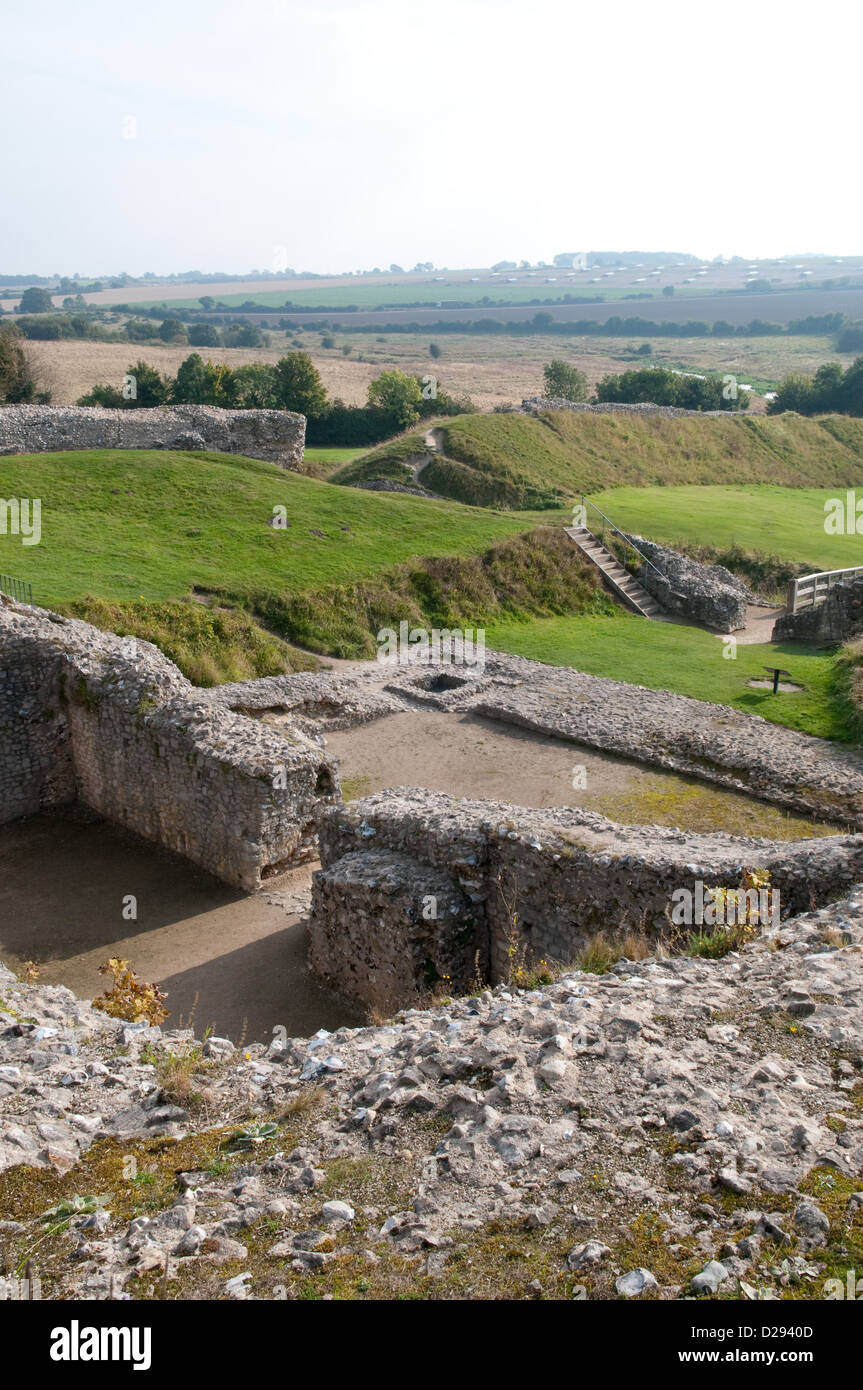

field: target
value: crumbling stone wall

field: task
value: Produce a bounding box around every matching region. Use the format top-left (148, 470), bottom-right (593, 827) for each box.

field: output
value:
top-left (310, 849), bottom-right (479, 1014)
top-left (312, 788), bottom-right (863, 1009)
top-left (0, 404), bottom-right (305, 470)
top-left (0, 598), bottom-right (337, 889)
top-left (521, 398), bottom-right (733, 419)
top-left (623, 534), bottom-right (756, 632)
top-left (0, 618), bottom-right (75, 821)
top-left (773, 576), bottom-right (863, 647)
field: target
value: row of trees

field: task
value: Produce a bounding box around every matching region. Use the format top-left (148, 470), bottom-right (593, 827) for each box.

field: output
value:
top-left (541, 359), bottom-right (749, 411)
top-left (768, 358), bottom-right (863, 416)
top-left (7, 311), bottom-right (270, 349)
top-left (595, 366), bottom-right (749, 411)
top-left (545, 354), bottom-right (863, 415)
top-left (77, 351), bottom-right (475, 443)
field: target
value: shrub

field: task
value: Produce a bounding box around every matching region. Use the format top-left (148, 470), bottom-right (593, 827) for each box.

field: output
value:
top-left (158, 317), bottom-right (186, 343)
top-left (543, 358), bottom-right (589, 401)
top-left (0, 322), bottom-right (49, 403)
top-left (92, 957), bottom-right (169, 1024)
top-left (367, 369), bottom-right (423, 430)
top-left (273, 350), bottom-right (328, 418)
top-left (188, 322), bottom-right (221, 347)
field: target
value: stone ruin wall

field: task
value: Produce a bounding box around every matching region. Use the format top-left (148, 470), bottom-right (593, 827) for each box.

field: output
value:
top-left (7, 599), bottom-right (863, 1017)
top-left (622, 533), bottom-right (756, 633)
top-left (0, 404), bottom-right (306, 470)
top-left (521, 397), bottom-right (739, 419)
top-left (774, 575), bottom-right (863, 647)
top-left (0, 598), bottom-right (338, 890)
top-left (310, 788), bottom-right (863, 1011)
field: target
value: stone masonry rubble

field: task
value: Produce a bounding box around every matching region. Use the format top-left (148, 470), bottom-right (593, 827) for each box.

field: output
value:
top-left (1, 891), bottom-right (862, 1300)
top-left (623, 534), bottom-right (759, 632)
top-left (0, 403), bottom-right (305, 469)
top-left (0, 597), bottom-right (337, 889)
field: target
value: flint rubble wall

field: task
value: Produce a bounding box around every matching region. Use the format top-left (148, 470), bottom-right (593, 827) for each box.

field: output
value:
top-left (0, 404), bottom-right (305, 470)
top-left (623, 533), bottom-right (757, 632)
top-left (0, 598), bottom-right (337, 889)
top-left (312, 788), bottom-right (863, 1009)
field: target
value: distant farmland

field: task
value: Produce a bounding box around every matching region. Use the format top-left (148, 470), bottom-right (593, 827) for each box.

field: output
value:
top-left (138, 286), bottom-right (863, 330)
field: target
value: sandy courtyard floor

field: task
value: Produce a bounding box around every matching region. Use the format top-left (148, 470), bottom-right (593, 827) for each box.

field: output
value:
top-left (325, 710), bottom-right (840, 840)
top-left (0, 813), bottom-right (363, 1044)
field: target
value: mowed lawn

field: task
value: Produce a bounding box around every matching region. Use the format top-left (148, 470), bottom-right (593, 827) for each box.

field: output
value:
top-left (591, 485), bottom-right (863, 573)
top-left (486, 613), bottom-right (850, 741)
top-left (0, 450), bottom-right (553, 607)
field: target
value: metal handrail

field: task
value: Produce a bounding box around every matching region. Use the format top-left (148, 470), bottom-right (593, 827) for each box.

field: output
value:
top-left (0, 573), bottom-right (34, 606)
top-left (579, 496), bottom-right (668, 584)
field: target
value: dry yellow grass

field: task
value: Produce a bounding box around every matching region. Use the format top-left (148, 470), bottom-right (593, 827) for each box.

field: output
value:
top-left (31, 328), bottom-right (854, 411)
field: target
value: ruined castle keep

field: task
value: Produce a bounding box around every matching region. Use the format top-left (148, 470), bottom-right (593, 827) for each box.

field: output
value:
top-left (0, 404), bottom-right (306, 470)
top-left (5, 601), bottom-right (863, 1013)
top-left (0, 597), bottom-right (336, 889)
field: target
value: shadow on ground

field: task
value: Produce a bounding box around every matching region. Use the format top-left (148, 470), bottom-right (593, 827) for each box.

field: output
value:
top-left (0, 811), bottom-right (363, 1043)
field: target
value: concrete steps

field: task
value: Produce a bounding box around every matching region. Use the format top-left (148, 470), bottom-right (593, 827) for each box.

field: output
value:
top-left (564, 526), bottom-right (665, 619)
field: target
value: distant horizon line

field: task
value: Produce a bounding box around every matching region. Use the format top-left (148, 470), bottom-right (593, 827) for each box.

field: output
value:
top-left (3, 251), bottom-right (862, 285)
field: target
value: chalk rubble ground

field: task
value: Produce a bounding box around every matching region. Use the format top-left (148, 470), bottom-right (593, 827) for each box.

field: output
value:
top-left (1, 891), bottom-right (862, 1300)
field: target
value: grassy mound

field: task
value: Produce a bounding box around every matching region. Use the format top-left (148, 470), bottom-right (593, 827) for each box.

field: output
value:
top-left (0, 449), bottom-right (558, 607)
top-left (435, 410), bottom-right (863, 502)
top-left (330, 432), bottom-right (430, 488)
top-left (60, 598), bottom-right (319, 686)
top-left (0, 448), bottom-right (616, 664)
top-left (243, 526), bottom-right (616, 658)
top-left (339, 409), bottom-right (863, 513)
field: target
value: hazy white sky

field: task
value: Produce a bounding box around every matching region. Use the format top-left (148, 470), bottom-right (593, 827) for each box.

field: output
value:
top-left (4, 0), bottom-right (861, 276)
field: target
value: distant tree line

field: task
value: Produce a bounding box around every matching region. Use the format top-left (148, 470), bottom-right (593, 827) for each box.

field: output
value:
top-left (541, 359), bottom-right (749, 412)
top-left (768, 358), bottom-right (863, 416)
top-left (76, 352), bottom-right (475, 444)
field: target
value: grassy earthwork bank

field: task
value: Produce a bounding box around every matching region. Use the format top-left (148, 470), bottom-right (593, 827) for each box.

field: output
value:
top-left (0, 448), bottom-right (605, 680)
top-left (340, 409), bottom-right (863, 511)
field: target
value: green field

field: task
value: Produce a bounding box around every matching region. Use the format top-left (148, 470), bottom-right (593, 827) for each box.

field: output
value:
top-left (134, 283), bottom-right (660, 311)
top-left (302, 446), bottom-right (365, 465)
top-left (486, 613), bottom-right (850, 741)
top-left (0, 449), bottom-right (557, 606)
top-left (591, 485), bottom-right (863, 574)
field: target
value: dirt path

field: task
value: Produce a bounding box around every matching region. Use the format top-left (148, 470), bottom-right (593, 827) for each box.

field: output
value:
top-left (729, 603), bottom-right (784, 644)
top-left (406, 426), bottom-right (445, 484)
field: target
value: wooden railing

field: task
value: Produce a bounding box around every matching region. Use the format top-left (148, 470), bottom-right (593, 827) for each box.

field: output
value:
top-left (786, 566), bottom-right (863, 614)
